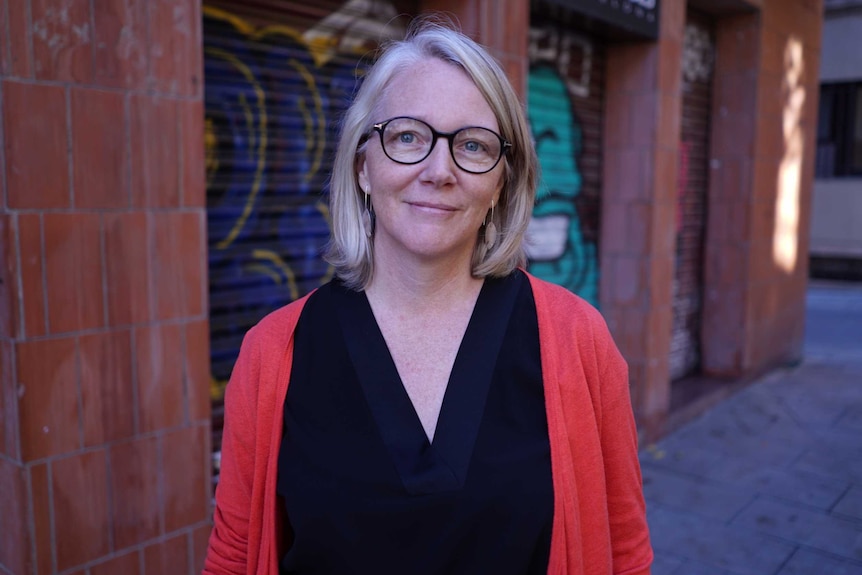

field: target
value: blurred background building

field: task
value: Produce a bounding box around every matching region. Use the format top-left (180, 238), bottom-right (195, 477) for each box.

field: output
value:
top-left (0, 0), bottom-right (824, 573)
top-left (811, 0), bottom-right (862, 280)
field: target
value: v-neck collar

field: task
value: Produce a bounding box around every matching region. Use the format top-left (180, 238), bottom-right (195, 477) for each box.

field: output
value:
top-left (333, 271), bottom-right (524, 495)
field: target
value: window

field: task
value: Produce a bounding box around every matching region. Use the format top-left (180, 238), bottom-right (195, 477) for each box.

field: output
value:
top-left (816, 82), bottom-right (862, 177)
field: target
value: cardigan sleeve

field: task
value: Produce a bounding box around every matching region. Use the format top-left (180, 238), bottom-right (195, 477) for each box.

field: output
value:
top-left (203, 326), bottom-right (262, 575)
top-left (596, 333), bottom-right (653, 575)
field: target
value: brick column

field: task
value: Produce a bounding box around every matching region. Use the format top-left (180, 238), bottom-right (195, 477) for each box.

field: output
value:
top-left (742, 0), bottom-right (822, 369)
top-left (418, 0), bottom-right (530, 97)
top-left (701, 12), bottom-right (762, 376)
top-left (0, 1), bottom-right (210, 574)
top-left (703, 0), bottom-right (822, 376)
top-left (601, 0), bottom-right (686, 437)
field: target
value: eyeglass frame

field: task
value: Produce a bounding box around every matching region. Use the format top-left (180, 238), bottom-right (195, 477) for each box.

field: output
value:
top-left (365, 116), bottom-right (512, 175)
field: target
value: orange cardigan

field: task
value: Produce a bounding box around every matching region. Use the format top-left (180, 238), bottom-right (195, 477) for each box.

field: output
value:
top-left (203, 274), bottom-right (653, 575)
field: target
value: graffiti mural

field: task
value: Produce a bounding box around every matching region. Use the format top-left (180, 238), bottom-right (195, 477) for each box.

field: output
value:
top-left (204, 1), bottom-right (403, 399)
top-left (670, 17), bottom-right (715, 380)
top-left (526, 26), bottom-right (600, 306)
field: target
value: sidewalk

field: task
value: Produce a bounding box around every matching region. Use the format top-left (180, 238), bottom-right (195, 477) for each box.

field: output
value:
top-left (642, 281), bottom-right (862, 575)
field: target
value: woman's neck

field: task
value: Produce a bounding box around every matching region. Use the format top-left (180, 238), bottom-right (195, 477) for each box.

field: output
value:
top-left (365, 248), bottom-right (483, 314)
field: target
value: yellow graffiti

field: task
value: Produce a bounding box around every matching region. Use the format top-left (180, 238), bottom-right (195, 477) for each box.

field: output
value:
top-left (205, 46), bottom-right (269, 251)
top-left (252, 249), bottom-right (300, 300)
top-left (204, 117), bottom-right (218, 187)
top-left (210, 374), bottom-right (228, 401)
top-left (289, 58), bottom-right (326, 183)
top-left (244, 263), bottom-right (284, 286)
top-left (202, 5), bottom-right (352, 68)
top-left (202, 5), bottom-right (258, 36)
top-left (238, 92), bottom-right (256, 162)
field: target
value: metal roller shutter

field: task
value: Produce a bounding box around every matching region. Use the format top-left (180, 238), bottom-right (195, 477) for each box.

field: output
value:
top-left (203, 0), bottom-right (409, 483)
top-left (527, 3), bottom-right (605, 307)
top-left (670, 7), bottom-right (715, 381)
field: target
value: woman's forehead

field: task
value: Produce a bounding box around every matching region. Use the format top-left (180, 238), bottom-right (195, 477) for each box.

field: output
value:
top-left (377, 59), bottom-right (499, 132)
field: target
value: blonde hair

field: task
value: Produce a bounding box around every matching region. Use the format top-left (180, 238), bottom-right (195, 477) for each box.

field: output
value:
top-left (325, 17), bottom-right (538, 289)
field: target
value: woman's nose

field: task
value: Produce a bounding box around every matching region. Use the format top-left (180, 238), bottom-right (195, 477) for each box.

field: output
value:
top-left (421, 137), bottom-right (457, 183)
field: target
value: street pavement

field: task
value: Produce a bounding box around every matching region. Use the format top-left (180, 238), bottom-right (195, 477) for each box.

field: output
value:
top-left (642, 280), bottom-right (862, 575)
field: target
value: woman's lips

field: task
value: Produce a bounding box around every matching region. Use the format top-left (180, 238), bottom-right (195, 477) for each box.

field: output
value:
top-left (407, 201), bottom-right (457, 213)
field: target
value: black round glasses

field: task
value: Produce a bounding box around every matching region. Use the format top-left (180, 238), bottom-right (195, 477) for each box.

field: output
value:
top-left (369, 116), bottom-right (511, 174)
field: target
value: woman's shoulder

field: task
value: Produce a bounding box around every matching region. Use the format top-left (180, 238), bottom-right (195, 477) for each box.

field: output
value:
top-left (523, 271), bottom-right (606, 329)
top-left (244, 291), bottom-right (315, 349)
top-left (224, 292), bottom-right (315, 406)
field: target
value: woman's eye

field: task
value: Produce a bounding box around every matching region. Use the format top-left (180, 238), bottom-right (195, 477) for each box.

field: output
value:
top-left (463, 140), bottom-right (484, 153)
top-left (398, 132), bottom-right (415, 144)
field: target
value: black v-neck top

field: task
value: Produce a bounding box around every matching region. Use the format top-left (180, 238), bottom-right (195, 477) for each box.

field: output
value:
top-left (276, 271), bottom-right (553, 575)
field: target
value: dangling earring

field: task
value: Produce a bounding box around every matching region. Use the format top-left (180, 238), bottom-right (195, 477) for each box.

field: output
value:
top-left (484, 200), bottom-right (497, 248)
top-left (362, 189), bottom-right (375, 238)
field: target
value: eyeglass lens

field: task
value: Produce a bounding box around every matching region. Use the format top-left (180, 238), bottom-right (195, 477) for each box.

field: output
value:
top-left (378, 117), bottom-right (504, 174)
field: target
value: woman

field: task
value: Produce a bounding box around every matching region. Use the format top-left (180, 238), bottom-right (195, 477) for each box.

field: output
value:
top-left (204, 18), bottom-right (652, 575)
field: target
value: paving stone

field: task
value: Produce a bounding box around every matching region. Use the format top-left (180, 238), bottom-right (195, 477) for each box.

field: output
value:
top-left (641, 463), bottom-right (754, 522)
top-left (707, 386), bottom-right (792, 430)
top-left (647, 504), bottom-right (795, 575)
top-left (658, 420), bottom-right (808, 468)
top-left (643, 444), bottom-right (849, 510)
top-left (640, 442), bottom-right (726, 478)
top-left (808, 428), bottom-right (862, 457)
top-left (770, 365), bottom-right (862, 397)
top-left (835, 487), bottom-right (862, 523)
top-left (646, 555), bottom-right (744, 575)
top-left (793, 446), bottom-right (862, 484)
top-left (779, 386), bottom-right (859, 427)
top-left (708, 458), bottom-right (847, 511)
top-left (649, 551), bottom-right (684, 575)
top-left (731, 497), bottom-right (862, 561)
top-left (837, 404), bottom-right (862, 433)
top-left (671, 560), bottom-right (740, 575)
top-left (776, 548), bottom-right (862, 575)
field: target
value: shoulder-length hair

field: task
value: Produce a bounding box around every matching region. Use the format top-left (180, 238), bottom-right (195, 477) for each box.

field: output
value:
top-left (324, 16), bottom-right (538, 290)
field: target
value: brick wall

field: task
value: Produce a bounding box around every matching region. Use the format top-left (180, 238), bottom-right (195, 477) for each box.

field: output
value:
top-left (0, 1), bottom-right (211, 574)
top-left (599, 0), bottom-right (822, 438)
top-left (420, 0), bottom-right (530, 96)
top-left (601, 0), bottom-right (685, 436)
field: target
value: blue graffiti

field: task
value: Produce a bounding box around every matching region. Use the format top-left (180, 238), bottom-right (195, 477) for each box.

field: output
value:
top-left (527, 65), bottom-right (599, 305)
top-left (204, 8), bottom-right (373, 394)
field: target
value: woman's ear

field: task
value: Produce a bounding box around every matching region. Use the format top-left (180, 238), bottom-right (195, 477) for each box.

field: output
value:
top-left (357, 159), bottom-right (370, 193)
top-left (493, 179), bottom-right (504, 209)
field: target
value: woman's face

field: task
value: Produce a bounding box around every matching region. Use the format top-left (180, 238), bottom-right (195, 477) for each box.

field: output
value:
top-left (357, 58), bottom-right (505, 270)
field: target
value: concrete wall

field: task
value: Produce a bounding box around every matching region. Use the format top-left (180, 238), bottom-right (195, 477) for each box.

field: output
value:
top-left (820, 8), bottom-right (862, 81)
top-left (811, 179), bottom-right (862, 256)
top-left (812, 6), bottom-right (862, 262)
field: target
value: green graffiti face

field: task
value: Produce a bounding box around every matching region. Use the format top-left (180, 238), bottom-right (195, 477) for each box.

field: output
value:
top-left (526, 66), bottom-right (598, 305)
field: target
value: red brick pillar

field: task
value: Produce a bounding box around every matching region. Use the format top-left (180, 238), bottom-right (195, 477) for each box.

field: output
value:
top-left (701, 12), bottom-right (763, 376)
top-left (0, 1), bottom-right (211, 574)
top-left (418, 0), bottom-right (530, 97)
top-left (741, 0), bottom-right (822, 369)
top-left (703, 0), bottom-right (822, 376)
top-left (601, 0), bottom-right (686, 438)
